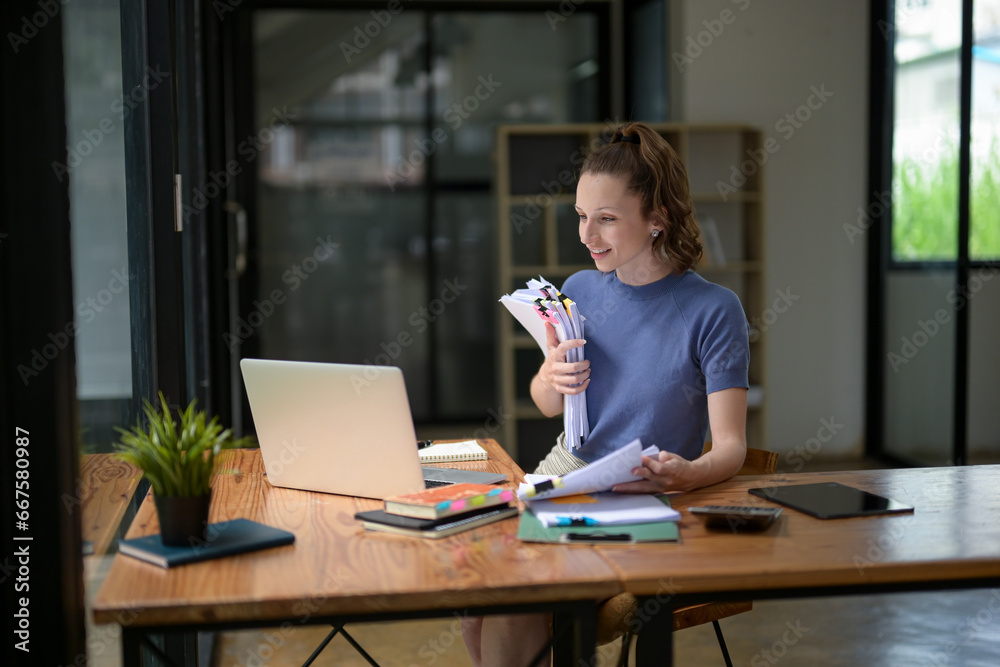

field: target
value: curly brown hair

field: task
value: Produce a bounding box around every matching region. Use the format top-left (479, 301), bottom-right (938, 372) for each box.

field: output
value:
top-left (581, 122), bottom-right (703, 273)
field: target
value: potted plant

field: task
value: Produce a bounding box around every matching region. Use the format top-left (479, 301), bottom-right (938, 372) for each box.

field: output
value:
top-left (114, 392), bottom-right (253, 546)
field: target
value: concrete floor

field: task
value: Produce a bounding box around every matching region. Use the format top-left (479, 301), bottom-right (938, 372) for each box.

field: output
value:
top-left (210, 588), bottom-right (1000, 666)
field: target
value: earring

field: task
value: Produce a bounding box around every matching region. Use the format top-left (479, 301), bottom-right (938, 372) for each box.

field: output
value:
top-left (651, 230), bottom-right (660, 238)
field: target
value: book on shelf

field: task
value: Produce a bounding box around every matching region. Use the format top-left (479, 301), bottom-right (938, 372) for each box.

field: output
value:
top-left (117, 518), bottom-right (295, 568)
top-left (384, 482), bottom-right (515, 520)
top-left (699, 216), bottom-right (727, 266)
top-left (355, 504), bottom-right (519, 539)
top-left (418, 440), bottom-right (488, 463)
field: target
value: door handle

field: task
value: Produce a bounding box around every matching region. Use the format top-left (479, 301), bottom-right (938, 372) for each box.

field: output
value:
top-left (224, 201), bottom-right (247, 278)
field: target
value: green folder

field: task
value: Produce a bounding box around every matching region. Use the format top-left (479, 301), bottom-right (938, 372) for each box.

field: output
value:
top-left (517, 506), bottom-right (680, 544)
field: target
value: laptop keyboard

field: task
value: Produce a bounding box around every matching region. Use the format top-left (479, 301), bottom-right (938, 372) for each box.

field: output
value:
top-left (424, 479), bottom-right (454, 488)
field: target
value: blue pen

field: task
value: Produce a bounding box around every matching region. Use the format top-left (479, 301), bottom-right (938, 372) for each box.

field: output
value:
top-left (555, 517), bottom-right (599, 527)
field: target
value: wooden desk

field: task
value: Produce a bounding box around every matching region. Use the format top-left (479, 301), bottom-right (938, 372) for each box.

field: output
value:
top-left (92, 441), bottom-right (620, 666)
top-left (594, 466), bottom-right (1000, 665)
top-left (79, 454), bottom-right (143, 557)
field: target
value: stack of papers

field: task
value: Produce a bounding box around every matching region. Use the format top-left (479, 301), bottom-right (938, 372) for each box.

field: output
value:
top-left (514, 439), bottom-right (681, 544)
top-left (516, 438), bottom-right (659, 501)
top-left (527, 492), bottom-right (680, 527)
top-left (499, 277), bottom-right (589, 450)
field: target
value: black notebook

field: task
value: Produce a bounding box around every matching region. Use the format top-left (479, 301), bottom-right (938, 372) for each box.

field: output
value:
top-left (355, 504), bottom-right (518, 539)
top-left (117, 518), bottom-right (295, 567)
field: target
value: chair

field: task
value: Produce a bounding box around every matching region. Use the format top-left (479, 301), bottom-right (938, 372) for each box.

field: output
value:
top-left (596, 445), bottom-right (780, 667)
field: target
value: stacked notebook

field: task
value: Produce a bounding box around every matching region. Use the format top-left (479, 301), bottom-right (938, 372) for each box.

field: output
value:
top-left (355, 483), bottom-right (518, 539)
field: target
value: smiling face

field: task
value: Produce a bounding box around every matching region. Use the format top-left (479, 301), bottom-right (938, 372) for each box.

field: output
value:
top-left (576, 172), bottom-right (671, 286)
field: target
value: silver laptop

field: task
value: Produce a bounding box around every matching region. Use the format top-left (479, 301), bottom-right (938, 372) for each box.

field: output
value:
top-left (240, 358), bottom-right (506, 499)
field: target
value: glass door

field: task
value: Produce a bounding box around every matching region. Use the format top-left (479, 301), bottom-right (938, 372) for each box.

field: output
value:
top-left (231, 6), bottom-right (605, 433)
top-left (879, 0), bottom-right (1000, 465)
top-left (966, 0), bottom-right (1000, 463)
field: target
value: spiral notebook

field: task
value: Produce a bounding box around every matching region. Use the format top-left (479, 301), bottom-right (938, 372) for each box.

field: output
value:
top-left (418, 440), bottom-right (488, 464)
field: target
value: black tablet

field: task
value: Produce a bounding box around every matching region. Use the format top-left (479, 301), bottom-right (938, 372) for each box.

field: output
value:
top-left (748, 482), bottom-right (914, 519)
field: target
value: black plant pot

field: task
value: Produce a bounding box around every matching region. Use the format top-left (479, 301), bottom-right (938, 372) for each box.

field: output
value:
top-left (154, 493), bottom-right (212, 547)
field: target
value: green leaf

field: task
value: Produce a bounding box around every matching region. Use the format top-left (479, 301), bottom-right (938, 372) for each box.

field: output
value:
top-left (113, 391), bottom-right (246, 497)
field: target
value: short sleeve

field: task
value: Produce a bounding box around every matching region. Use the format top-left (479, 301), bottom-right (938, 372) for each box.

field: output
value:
top-left (698, 290), bottom-right (750, 394)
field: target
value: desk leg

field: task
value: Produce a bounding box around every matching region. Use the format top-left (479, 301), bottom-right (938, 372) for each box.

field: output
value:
top-left (121, 627), bottom-right (142, 667)
top-left (552, 603), bottom-right (597, 667)
top-left (634, 597), bottom-right (673, 667)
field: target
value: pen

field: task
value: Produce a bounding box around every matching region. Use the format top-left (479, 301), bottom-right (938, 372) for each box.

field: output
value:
top-left (417, 440), bottom-right (434, 449)
top-left (554, 517), bottom-right (599, 527)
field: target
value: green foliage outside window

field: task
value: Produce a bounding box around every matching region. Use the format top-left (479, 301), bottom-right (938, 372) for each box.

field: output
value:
top-left (971, 138), bottom-right (1000, 260)
top-left (892, 137), bottom-right (1000, 261)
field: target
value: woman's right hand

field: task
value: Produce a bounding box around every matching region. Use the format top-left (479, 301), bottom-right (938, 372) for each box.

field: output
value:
top-left (536, 323), bottom-right (590, 396)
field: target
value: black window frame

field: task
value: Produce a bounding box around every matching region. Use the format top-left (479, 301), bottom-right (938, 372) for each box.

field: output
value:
top-left (867, 0), bottom-right (999, 466)
top-left (1, 3), bottom-right (85, 664)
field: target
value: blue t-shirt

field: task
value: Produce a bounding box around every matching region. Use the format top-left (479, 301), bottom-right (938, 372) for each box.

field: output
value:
top-left (561, 269), bottom-right (750, 463)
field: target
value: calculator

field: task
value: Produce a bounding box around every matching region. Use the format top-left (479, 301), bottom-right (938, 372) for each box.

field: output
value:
top-left (688, 505), bottom-right (783, 531)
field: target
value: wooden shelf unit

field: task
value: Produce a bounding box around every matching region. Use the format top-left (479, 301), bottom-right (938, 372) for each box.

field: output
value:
top-left (495, 123), bottom-right (766, 461)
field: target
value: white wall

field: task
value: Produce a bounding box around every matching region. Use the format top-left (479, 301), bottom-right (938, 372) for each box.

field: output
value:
top-left (674, 0), bottom-right (870, 461)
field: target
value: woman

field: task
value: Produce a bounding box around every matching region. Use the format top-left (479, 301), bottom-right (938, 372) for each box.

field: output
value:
top-left (462, 122), bottom-right (750, 666)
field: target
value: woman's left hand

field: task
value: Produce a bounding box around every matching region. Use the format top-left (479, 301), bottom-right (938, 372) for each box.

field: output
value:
top-left (611, 451), bottom-right (698, 494)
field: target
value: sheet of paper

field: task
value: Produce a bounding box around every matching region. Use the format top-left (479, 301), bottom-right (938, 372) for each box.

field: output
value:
top-left (517, 439), bottom-right (659, 501)
top-left (528, 492), bottom-right (680, 527)
top-left (499, 277), bottom-right (590, 449)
